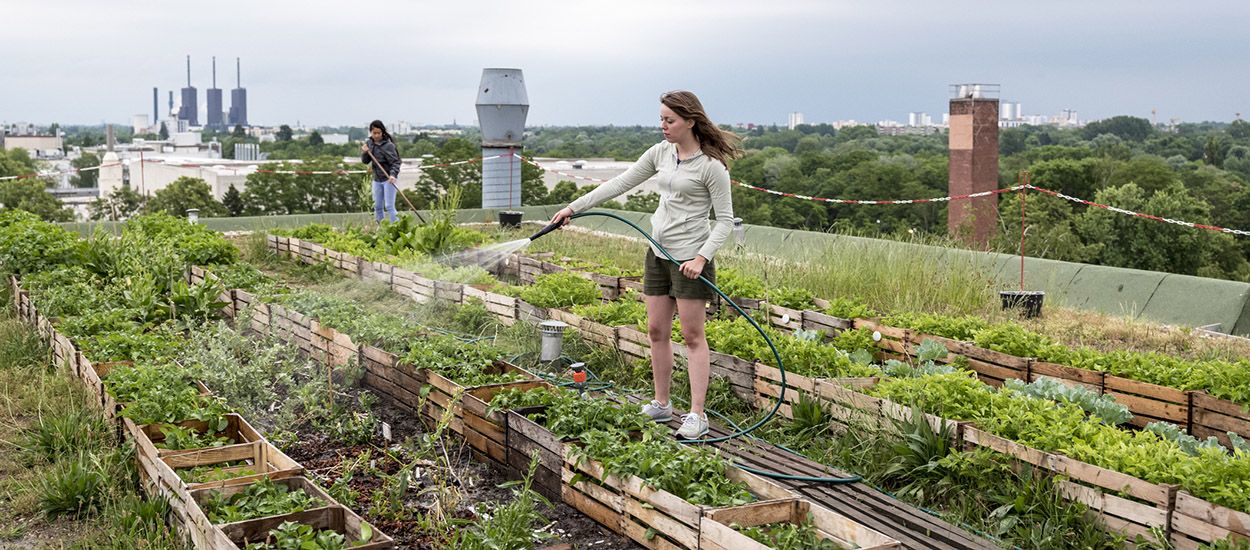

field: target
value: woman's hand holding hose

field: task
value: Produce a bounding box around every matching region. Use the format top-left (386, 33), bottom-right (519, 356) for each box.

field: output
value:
top-left (549, 207), bottom-right (574, 228)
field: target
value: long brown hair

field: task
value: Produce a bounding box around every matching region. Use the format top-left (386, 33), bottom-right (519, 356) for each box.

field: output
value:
top-left (660, 90), bottom-right (743, 168)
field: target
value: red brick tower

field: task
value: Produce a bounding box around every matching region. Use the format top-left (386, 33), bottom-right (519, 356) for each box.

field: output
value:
top-left (948, 84), bottom-right (1000, 247)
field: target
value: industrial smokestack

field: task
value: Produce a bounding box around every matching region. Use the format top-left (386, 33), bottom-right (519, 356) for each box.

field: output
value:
top-left (186, 55), bottom-right (191, 86)
top-left (153, 87), bottom-right (158, 122)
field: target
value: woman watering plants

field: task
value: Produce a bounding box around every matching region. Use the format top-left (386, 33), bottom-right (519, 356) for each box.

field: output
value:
top-left (360, 120), bottom-right (401, 222)
top-left (548, 90), bottom-right (740, 439)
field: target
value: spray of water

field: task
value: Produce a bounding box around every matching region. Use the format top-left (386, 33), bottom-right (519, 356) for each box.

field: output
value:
top-left (440, 238), bottom-right (533, 270)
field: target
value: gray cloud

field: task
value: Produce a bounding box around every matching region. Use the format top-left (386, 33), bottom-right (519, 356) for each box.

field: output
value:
top-left (2, 0), bottom-right (1246, 127)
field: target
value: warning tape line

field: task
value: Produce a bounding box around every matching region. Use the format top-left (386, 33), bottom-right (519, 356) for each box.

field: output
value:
top-left (513, 153), bottom-right (1250, 237)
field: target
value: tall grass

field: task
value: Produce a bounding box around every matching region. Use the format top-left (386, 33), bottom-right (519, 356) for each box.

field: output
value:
top-left (526, 228), bottom-right (999, 317)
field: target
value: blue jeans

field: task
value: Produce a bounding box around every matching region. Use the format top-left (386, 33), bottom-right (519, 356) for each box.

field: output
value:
top-left (372, 179), bottom-right (397, 222)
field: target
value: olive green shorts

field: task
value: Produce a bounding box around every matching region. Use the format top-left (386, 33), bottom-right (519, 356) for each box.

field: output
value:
top-left (643, 248), bottom-right (716, 300)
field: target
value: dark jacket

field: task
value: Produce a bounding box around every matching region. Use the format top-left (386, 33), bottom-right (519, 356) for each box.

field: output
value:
top-left (361, 138), bottom-right (401, 181)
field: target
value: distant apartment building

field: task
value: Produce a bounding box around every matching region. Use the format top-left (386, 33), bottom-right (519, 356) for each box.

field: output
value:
top-left (787, 112), bottom-right (805, 130)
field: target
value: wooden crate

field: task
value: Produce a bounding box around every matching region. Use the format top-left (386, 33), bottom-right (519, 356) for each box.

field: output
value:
top-left (481, 290), bottom-right (518, 325)
top-left (358, 345), bottom-right (426, 414)
top-left (185, 476), bottom-right (380, 550)
top-left (87, 359), bottom-right (211, 425)
top-left (215, 505), bottom-right (393, 549)
top-left (562, 447), bottom-right (793, 549)
top-left (752, 362), bottom-right (878, 421)
top-left (701, 498), bottom-right (900, 550)
top-left (132, 414), bottom-right (302, 490)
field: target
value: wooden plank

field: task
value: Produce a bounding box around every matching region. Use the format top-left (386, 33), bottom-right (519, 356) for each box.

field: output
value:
top-left (1190, 391), bottom-right (1250, 418)
top-left (1055, 479), bottom-right (1167, 529)
top-left (959, 344), bottom-right (1031, 370)
top-left (1107, 391), bottom-right (1189, 424)
top-left (1173, 491), bottom-right (1250, 538)
top-left (1030, 361), bottom-right (1104, 389)
top-left (1193, 408), bottom-right (1250, 437)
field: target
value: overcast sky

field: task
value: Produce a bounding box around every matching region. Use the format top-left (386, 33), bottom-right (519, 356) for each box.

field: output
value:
top-left (2, 0), bottom-right (1247, 128)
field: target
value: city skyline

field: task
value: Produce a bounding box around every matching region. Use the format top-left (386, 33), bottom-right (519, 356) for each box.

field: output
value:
top-left (2, 0), bottom-right (1247, 127)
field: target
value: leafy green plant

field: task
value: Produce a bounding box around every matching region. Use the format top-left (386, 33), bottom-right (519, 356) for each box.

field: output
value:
top-left (705, 316), bottom-right (880, 378)
top-left (243, 520), bottom-right (371, 550)
top-left (403, 334), bottom-right (521, 387)
top-left (156, 424), bottom-right (233, 450)
top-left (21, 407), bottom-right (109, 462)
top-left (124, 212), bottom-right (238, 265)
top-left (821, 297), bottom-right (876, 320)
top-left (178, 464), bottom-right (257, 484)
top-left (202, 478), bottom-right (323, 524)
top-left (1005, 377), bottom-right (1132, 426)
top-left (716, 267), bottom-right (765, 299)
top-left (104, 363), bottom-right (229, 429)
top-left (0, 209), bottom-right (86, 274)
top-left (882, 339), bottom-right (957, 378)
top-left (737, 513), bottom-right (838, 550)
top-left (520, 272), bottom-right (601, 309)
top-left (454, 453), bottom-right (556, 550)
top-left (574, 427), bottom-right (753, 507)
top-left (883, 312), bottom-right (991, 341)
top-left (767, 286), bottom-right (816, 310)
top-left (572, 291), bottom-right (647, 326)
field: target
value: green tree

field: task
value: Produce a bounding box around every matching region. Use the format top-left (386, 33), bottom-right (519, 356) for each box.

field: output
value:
top-left (1082, 116), bottom-right (1155, 142)
top-left (994, 191), bottom-right (1099, 263)
top-left (221, 184), bottom-right (244, 217)
top-left (1228, 120), bottom-right (1250, 140)
top-left (232, 124), bottom-right (246, 138)
top-left (1073, 182), bottom-right (1242, 277)
top-left (276, 125), bottom-right (294, 142)
top-left (89, 186), bottom-right (146, 221)
top-left (70, 153), bottom-right (101, 188)
top-left (240, 158), bottom-right (361, 215)
top-left (145, 176), bottom-right (228, 218)
top-left (0, 149), bottom-right (38, 179)
top-left (308, 130), bottom-right (324, 146)
top-left (1204, 135), bottom-right (1227, 167)
top-left (158, 122), bottom-right (169, 140)
top-left (622, 192), bottom-right (660, 213)
top-left (0, 180), bottom-right (72, 222)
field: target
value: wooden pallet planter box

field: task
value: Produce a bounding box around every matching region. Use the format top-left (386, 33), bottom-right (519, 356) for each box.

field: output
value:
top-left (561, 446), bottom-right (794, 550)
top-left (133, 414), bottom-right (302, 489)
top-left (504, 407), bottom-right (566, 503)
top-left (186, 476), bottom-right (390, 550)
top-left (421, 361), bottom-right (540, 436)
top-left (517, 299), bottom-right (548, 324)
top-left (701, 498), bottom-right (901, 550)
top-left (518, 256), bottom-right (546, 284)
top-left (709, 350), bottom-right (756, 402)
top-left (462, 380), bottom-right (555, 469)
top-left (578, 318), bottom-right (616, 347)
top-left (1169, 491), bottom-right (1250, 549)
top-left (801, 310), bottom-right (853, 337)
top-left (1189, 392), bottom-right (1250, 449)
top-left (767, 303), bottom-right (803, 333)
top-left (358, 345), bottom-right (427, 413)
top-left (547, 307), bottom-right (583, 327)
top-left (434, 280), bottom-right (463, 303)
top-left (214, 504), bottom-right (394, 549)
top-left (1102, 374), bottom-right (1191, 429)
top-left (961, 426), bottom-right (1174, 541)
top-left (481, 290), bottom-right (518, 324)
top-left (957, 343), bottom-right (1031, 387)
top-left (363, 260), bottom-right (393, 286)
top-left (620, 277), bottom-right (645, 293)
top-left (615, 326), bottom-right (651, 361)
top-left (308, 320), bottom-right (359, 368)
top-left (753, 363), bottom-right (879, 421)
top-left (589, 272), bottom-right (622, 301)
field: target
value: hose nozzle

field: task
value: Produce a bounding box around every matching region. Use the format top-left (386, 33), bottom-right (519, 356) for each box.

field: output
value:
top-left (528, 220), bottom-right (562, 242)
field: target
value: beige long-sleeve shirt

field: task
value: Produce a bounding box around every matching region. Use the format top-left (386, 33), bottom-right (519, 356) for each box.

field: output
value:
top-left (568, 141), bottom-right (735, 261)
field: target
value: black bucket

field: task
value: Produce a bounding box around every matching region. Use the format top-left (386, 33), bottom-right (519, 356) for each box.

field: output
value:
top-left (499, 210), bottom-right (524, 229)
top-left (1000, 290), bottom-right (1045, 319)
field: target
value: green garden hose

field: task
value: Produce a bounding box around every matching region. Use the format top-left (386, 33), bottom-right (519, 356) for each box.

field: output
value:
top-left (538, 211), bottom-right (861, 484)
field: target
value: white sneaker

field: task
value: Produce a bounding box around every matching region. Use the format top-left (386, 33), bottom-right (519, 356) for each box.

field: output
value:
top-left (641, 400), bottom-right (673, 423)
top-left (676, 412), bottom-right (709, 439)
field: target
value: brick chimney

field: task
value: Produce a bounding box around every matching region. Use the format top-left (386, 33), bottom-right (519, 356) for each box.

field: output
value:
top-left (948, 84), bottom-right (1000, 247)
